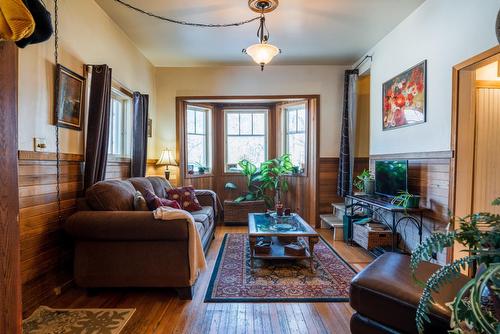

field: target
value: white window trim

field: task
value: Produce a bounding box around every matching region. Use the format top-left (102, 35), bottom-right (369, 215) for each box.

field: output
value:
top-left (283, 102), bottom-right (308, 175)
top-left (108, 88), bottom-right (132, 159)
top-left (224, 109), bottom-right (269, 173)
top-left (186, 105), bottom-right (212, 175)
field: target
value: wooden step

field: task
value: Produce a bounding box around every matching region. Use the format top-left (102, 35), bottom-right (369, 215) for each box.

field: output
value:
top-left (331, 202), bottom-right (346, 219)
top-left (319, 214), bottom-right (344, 241)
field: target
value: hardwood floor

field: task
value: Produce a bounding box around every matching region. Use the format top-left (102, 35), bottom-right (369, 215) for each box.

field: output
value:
top-left (46, 226), bottom-right (373, 334)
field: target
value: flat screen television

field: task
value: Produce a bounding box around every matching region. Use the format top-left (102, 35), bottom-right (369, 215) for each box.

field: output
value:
top-left (375, 160), bottom-right (408, 197)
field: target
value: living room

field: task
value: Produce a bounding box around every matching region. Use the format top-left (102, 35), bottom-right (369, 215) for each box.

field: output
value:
top-left (1, 0), bottom-right (499, 333)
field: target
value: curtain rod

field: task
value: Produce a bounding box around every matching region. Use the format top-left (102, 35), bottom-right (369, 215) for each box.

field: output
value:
top-left (354, 55), bottom-right (373, 70)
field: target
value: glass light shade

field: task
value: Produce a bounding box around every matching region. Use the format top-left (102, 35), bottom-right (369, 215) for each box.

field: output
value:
top-left (157, 149), bottom-right (178, 166)
top-left (245, 42), bottom-right (280, 66)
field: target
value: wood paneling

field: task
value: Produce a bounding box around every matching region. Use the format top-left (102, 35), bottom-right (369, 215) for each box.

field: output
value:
top-left (105, 157), bottom-right (131, 180)
top-left (18, 151), bottom-right (84, 316)
top-left (318, 157), bottom-right (369, 214)
top-left (0, 41), bottom-right (22, 334)
top-left (45, 225), bottom-right (373, 334)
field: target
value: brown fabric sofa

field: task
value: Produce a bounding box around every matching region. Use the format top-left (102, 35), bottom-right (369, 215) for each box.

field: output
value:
top-left (64, 176), bottom-right (217, 299)
top-left (349, 252), bottom-right (470, 334)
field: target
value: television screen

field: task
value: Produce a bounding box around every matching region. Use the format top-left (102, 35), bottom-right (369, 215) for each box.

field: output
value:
top-left (375, 160), bottom-right (408, 197)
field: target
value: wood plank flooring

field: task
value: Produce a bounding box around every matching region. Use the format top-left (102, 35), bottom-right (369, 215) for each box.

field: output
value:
top-left (45, 226), bottom-right (373, 334)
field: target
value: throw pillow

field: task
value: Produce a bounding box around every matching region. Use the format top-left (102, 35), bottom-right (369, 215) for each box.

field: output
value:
top-left (167, 186), bottom-right (203, 212)
top-left (144, 189), bottom-right (181, 210)
top-left (133, 191), bottom-right (149, 211)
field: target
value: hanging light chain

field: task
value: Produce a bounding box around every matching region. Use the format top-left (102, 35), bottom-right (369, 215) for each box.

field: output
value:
top-left (54, 0), bottom-right (62, 225)
top-left (113, 0), bottom-right (261, 27)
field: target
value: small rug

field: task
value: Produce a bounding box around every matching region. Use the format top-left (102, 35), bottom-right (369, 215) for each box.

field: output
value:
top-left (205, 233), bottom-right (357, 302)
top-left (23, 306), bottom-right (135, 334)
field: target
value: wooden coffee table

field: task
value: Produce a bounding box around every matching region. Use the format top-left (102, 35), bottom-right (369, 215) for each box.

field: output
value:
top-left (248, 213), bottom-right (319, 272)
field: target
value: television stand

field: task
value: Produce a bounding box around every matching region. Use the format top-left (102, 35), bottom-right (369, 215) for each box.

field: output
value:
top-left (345, 194), bottom-right (425, 253)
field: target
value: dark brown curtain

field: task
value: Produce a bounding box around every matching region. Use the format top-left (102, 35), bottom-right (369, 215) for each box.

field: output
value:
top-left (337, 69), bottom-right (358, 197)
top-left (84, 65), bottom-right (112, 190)
top-left (131, 92), bottom-right (149, 177)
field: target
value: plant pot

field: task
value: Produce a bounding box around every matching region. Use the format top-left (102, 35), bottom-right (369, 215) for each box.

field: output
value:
top-left (223, 200), bottom-right (267, 224)
top-left (406, 195), bottom-right (421, 208)
top-left (364, 179), bottom-right (375, 195)
top-left (198, 168), bottom-right (205, 175)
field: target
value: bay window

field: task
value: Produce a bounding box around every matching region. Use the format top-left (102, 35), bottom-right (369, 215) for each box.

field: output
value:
top-left (283, 103), bottom-right (307, 172)
top-left (186, 105), bottom-right (212, 174)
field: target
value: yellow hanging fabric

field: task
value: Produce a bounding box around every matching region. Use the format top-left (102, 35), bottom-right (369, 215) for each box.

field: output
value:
top-left (0, 0), bottom-right (36, 41)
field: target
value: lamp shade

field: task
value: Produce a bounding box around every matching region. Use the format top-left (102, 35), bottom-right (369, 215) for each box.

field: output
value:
top-left (157, 149), bottom-right (178, 166)
top-left (244, 42), bottom-right (280, 67)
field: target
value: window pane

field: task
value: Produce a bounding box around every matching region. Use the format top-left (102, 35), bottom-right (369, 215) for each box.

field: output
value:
top-left (187, 134), bottom-right (206, 167)
top-left (227, 136), bottom-right (266, 166)
top-left (239, 114), bottom-right (252, 135)
top-left (227, 113), bottom-right (239, 135)
top-left (196, 111), bottom-right (205, 134)
top-left (297, 107), bottom-right (306, 132)
top-left (187, 108), bottom-right (196, 133)
top-left (287, 109), bottom-right (297, 133)
top-left (253, 113), bottom-right (265, 135)
top-left (287, 133), bottom-right (306, 168)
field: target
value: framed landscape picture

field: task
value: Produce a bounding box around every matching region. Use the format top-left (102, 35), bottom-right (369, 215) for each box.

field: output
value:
top-left (382, 60), bottom-right (426, 130)
top-left (55, 65), bottom-right (85, 130)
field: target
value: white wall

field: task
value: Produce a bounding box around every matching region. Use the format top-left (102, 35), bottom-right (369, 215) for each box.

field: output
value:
top-left (18, 0), bottom-right (156, 156)
top-left (357, 0), bottom-right (499, 155)
top-left (154, 65), bottom-right (347, 158)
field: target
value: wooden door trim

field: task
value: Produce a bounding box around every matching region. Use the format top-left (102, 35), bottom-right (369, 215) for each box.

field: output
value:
top-left (0, 41), bottom-right (22, 334)
top-left (449, 45), bottom-right (500, 263)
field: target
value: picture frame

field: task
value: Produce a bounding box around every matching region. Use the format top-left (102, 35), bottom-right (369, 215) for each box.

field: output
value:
top-left (55, 64), bottom-right (85, 131)
top-left (382, 60), bottom-right (426, 131)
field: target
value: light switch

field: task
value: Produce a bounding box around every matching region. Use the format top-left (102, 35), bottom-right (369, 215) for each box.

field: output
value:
top-left (34, 138), bottom-right (47, 152)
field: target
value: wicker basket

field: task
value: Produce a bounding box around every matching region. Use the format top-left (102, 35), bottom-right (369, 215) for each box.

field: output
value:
top-left (223, 200), bottom-right (267, 224)
top-left (352, 223), bottom-right (393, 250)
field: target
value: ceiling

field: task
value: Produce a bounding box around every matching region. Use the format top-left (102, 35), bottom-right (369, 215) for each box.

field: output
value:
top-left (96, 0), bottom-right (425, 67)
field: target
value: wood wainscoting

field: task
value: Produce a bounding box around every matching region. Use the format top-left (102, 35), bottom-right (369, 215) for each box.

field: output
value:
top-left (18, 151), bottom-right (84, 316)
top-left (319, 157), bottom-right (369, 214)
top-left (105, 157), bottom-right (131, 180)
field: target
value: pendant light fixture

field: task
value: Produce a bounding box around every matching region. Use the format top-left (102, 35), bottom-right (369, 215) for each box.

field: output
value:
top-left (243, 0), bottom-right (281, 71)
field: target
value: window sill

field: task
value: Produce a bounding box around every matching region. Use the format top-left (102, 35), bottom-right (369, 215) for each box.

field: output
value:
top-left (185, 173), bottom-right (214, 179)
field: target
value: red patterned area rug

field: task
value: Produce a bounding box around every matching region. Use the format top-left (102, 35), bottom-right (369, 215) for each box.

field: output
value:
top-left (204, 233), bottom-right (357, 302)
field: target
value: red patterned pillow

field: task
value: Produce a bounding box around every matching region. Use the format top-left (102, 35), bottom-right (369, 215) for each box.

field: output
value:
top-left (144, 189), bottom-right (181, 210)
top-left (167, 186), bottom-right (203, 212)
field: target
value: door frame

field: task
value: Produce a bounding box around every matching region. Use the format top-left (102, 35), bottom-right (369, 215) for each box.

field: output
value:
top-left (0, 42), bottom-right (22, 333)
top-left (449, 45), bottom-right (500, 261)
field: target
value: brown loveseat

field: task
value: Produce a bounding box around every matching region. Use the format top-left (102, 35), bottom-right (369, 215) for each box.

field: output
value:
top-left (64, 176), bottom-right (217, 299)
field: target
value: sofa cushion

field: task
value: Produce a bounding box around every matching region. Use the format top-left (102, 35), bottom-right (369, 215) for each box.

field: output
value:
top-left (167, 186), bottom-right (203, 212)
top-left (147, 176), bottom-right (173, 198)
top-left (133, 191), bottom-right (149, 211)
top-left (129, 177), bottom-right (156, 197)
top-left (192, 212), bottom-right (211, 231)
top-left (144, 189), bottom-right (181, 210)
top-left (349, 252), bottom-right (469, 334)
top-left (86, 180), bottom-right (136, 211)
top-left (191, 206), bottom-right (214, 221)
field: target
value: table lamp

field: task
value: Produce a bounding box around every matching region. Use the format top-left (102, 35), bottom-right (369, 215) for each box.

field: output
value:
top-left (156, 149), bottom-right (178, 180)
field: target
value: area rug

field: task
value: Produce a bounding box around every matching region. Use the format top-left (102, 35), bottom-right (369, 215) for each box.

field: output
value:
top-left (205, 233), bottom-right (357, 302)
top-left (22, 306), bottom-right (135, 334)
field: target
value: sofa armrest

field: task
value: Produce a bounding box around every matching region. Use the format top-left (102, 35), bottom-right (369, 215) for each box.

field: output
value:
top-left (65, 211), bottom-right (189, 241)
top-left (195, 189), bottom-right (221, 217)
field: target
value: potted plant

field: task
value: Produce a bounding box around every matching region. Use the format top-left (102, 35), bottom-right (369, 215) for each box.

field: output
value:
top-left (391, 190), bottom-right (421, 209)
top-left (411, 198), bottom-right (499, 333)
top-left (257, 153), bottom-right (294, 206)
top-left (194, 162), bottom-right (208, 175)
top-left (353, 169), bottom-right (375, 195)
top-left (223, 159), bottom-right (269, 224)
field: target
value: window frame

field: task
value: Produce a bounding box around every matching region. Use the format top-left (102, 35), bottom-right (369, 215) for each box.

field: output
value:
top-left (282, 101), bottom-right (309, 176)
top-left (108, 88), bottom-right (133, 159)
top-left (184, 104), bottom-right (213, 178)
top-left (223, 108), bottom-right (270, 173)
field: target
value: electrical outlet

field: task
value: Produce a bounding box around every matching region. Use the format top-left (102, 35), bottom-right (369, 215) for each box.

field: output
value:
top-left (34, 138), bottom-right (47, 152)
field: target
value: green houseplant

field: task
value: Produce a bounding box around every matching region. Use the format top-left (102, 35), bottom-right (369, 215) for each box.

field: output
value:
top-left (410, 198), bottom-right (500, 334)
top-left (258, 153), bottom-right (294, 205)
top-left (391, 190), bottom-right (421, 209)
top-left (353, 169), bottom-right (375, 194)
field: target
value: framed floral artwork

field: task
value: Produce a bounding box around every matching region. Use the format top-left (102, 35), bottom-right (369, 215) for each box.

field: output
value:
top-left (55, 64), bottom-right (85, 131)
top-left (382, 60), bottom-right (426, 130)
